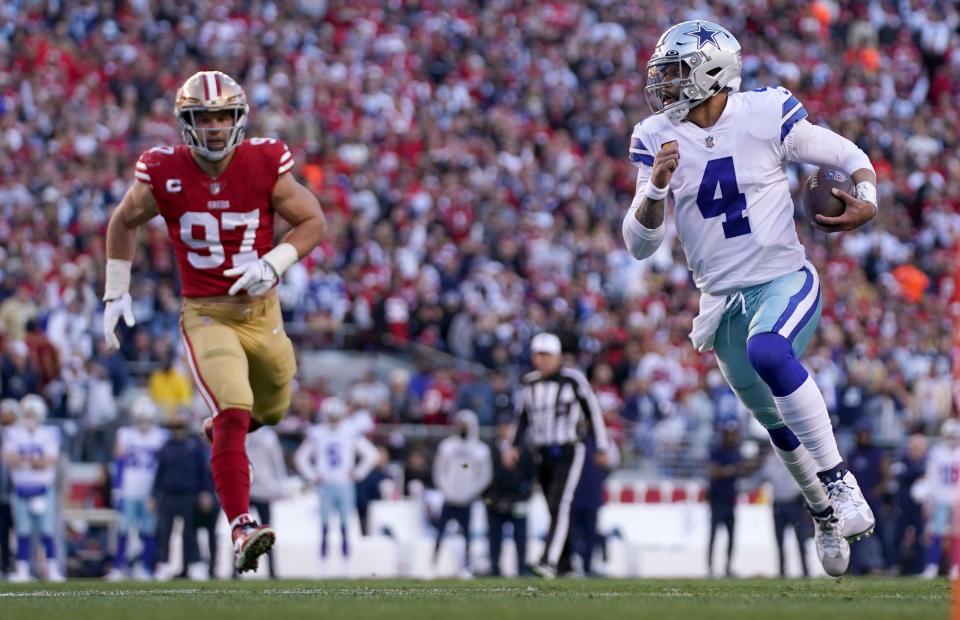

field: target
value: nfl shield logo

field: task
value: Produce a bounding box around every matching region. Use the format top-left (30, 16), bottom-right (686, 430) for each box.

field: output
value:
top-left (705, 136), bottom-right (715, 148)
top-left (210, 182), bottom-right (221, 195)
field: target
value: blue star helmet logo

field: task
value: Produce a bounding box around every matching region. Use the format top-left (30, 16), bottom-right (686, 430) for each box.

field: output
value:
top-left (684, 23), bottom-right (721, 50)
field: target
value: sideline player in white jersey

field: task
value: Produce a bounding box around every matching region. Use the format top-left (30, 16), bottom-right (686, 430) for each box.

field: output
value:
top-left (622, 20), bottom-right (877, 577)
top-left (919, 419), bottom-right (960, 578)
top-left (294, 397), bottom-right (378, 567)
top-left (2, 395), bottom-right (63, 582)
top-left (106, 397), bottom-right (168, 581)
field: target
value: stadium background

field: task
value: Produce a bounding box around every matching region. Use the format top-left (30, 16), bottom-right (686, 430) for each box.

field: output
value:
top-left (0, 0), bottom-right (958, 580)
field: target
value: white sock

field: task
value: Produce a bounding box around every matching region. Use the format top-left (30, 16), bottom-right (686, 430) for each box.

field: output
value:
top-left (773, 376), bottom-right (842, 471)
top-left (771, 441), bottom-right (831, 513)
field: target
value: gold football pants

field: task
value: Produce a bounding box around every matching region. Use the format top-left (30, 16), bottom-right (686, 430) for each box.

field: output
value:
top-left (180, 293), bottom-right (296, 425)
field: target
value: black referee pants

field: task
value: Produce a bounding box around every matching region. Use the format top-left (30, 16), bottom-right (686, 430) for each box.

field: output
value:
top-left (536, 443), bottom-right (586, 570)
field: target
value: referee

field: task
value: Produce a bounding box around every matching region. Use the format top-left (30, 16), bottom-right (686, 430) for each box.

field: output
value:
top-left (505, 333), bottom-right (609, 579)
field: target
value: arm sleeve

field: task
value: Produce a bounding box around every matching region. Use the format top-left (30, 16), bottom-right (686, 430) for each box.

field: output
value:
top-left (622, 164), bottom-right (666, 260)
top-left (571, 371), bottom-right (610, 453)
top-left (783, 119), bottom-right (875, 175)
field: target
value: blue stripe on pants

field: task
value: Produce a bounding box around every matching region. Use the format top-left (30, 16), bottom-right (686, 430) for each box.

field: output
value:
top-left (771, 267), bottom-right (813, 334)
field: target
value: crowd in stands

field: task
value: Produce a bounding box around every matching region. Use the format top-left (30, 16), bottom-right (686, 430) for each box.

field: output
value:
top-left (0, 0), bottom-right (957, 486)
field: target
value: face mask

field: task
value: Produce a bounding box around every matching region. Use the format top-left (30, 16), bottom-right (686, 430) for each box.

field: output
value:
top-left (459, 427), bottom-right (469, 439)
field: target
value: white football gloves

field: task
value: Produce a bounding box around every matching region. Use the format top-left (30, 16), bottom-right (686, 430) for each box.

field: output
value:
top-left (225, 259), bottom-right (278, 296)
top-left (103, 258), bottom-right (134, 350)
top-left (225, 243), bottom-right (299, 297)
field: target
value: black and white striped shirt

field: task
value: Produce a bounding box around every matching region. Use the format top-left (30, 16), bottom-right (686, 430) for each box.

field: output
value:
top-left (512, 367), bottom-right (609, 451)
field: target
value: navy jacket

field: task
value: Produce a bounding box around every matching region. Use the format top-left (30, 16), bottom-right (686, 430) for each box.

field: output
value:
top-left (152, 434), bottom-right (212, 497)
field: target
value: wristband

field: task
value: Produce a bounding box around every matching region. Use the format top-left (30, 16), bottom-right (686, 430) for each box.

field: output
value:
top-left (103, 259), bottom-right (132, 301)
top-left (855, 181), bottom-right (878, 209)
top-left (261, 243), bottom-right (299, 278)
top-left (645, 179), bottom-right (669, 201)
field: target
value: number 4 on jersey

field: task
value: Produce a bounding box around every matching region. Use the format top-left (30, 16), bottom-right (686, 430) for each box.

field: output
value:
top-left (697, 156), bottom-right (751, 239)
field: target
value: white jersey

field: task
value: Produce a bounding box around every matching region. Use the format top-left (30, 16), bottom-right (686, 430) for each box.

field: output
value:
top-left (116, 425), bottom-right (168, 499)
top-left (629, 86), bottom-right (808, 295)
top-left (294, 421), bottom-right (378, 486)
top-left (924, 442), bottom-right (960, 505)
top-left (2, 425), bottom-right (60, 492)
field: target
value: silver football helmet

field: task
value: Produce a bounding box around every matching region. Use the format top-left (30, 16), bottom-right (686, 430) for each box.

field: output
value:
top-left (645, 20), bottom-right (742, 122)
top-left (320, 397), bottom-right (348, 423)
top-left (130, 396), bottom-right (158, 425)
top-left (175, 71), bottom-right (249, 161)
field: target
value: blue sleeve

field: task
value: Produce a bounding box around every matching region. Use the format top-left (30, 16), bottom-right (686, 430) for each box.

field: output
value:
top-left (778, 87), bottom-right (808, 143)
top-left (628, 128), bottom-right (654, 167)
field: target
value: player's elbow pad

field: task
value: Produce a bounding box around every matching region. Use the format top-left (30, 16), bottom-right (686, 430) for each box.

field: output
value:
top-left (622, 205), bottom-right (665, 260)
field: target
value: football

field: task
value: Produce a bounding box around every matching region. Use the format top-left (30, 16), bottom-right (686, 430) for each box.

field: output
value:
top-left (803, 166), bottom-right (854, 225)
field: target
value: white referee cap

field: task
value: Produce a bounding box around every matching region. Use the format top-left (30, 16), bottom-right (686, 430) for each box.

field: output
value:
top-left (530, 332), bottom-right (561, 355)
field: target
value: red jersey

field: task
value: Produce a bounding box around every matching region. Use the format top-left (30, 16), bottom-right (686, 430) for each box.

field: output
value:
top-left (134, 139), bottom-right (294, 297)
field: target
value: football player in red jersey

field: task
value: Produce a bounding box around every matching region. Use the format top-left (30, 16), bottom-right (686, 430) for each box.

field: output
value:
top-left (102, 71), bottom-right (326, 574)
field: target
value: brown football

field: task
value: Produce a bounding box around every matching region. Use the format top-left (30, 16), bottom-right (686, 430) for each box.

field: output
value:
top-left (803, 166), bottom-right (854, 226)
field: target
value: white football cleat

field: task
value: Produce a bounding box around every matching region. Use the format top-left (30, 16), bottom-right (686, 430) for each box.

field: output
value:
top-left (823, 470), bottom-right (876, 541)
top-left (131, 564), bottom-right (153, 581)
top-left (47, 565), bottom-right (66, 583)
top-left (529, 562), bottom-right (556, 580)
top-left (105, 567), bottom-right (126, 582)
top-left (153, 562), bottom-right (176, 582)
top-left (187, 561), bottom-right (210, 582)
top-left (9, 561), bottom-right (33, 583)
top-left (810, 505), bottom-right (850, 577)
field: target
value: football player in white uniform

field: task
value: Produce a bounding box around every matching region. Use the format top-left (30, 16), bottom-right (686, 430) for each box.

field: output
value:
top-left (106, 397), bottom-right (168, 581)
top-left (622, 20), bottom-right (877, 577)
top-left (2, 395), bottom-right (63, 582)
top-left (919, 419), bottom-right (960, 578)
top-left (294, 397), bottom-right (378, 571)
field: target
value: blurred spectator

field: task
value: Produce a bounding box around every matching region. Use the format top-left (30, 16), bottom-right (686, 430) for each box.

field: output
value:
top-left (0, 399), bottom-right (19, 576)
top-left (570, 436), bottom-right (618, 577)
top-left (847, 423), bottom-right (891, 575)
top-left (386, 368), bottom-right (420, 424)
top-left (247, 426), bottom-right (288, 579)
top-left (23, 320), bottom-right (60, 394)
top-left (147, 356), bottom-right (193, 422)
top-left (0, 284), bottom-right (37, 341)
top-left (485, 415), bottom-right (534, 577)
top-left (0, 341), bottom-right (39, 401)
top-left (73, 360), bottom-right (119, 463)
top-left (707, 422), bottom-right (743, 578)
top-left (106, 397), bottom-right (166, 581)
top-left (891, 433), bottom-right (928, 576)
top-left (403, 446), bottom-right (433, 498)
top-left (152, 413), bottom-right (211, 582)
top-left (3, 395), bottom-right (63, 582)
top-left (432, 409), bottom-right (492, 578)
top-left (757, 450), bottom-right (812, 577)
top-left (456, 372), bottom-right (496, 427)
top-left (356, 446), bottom-right (393, 536)
top-left (920, 419), bottom-right (960, 579)
top-left (295, 397), bottom-right (379, 569)
top-left (347, 370), bottom-right (390, 420)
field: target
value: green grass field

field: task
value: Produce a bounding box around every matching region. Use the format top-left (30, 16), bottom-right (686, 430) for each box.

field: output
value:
top-left (0, 578), bottom-right (951, 620)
